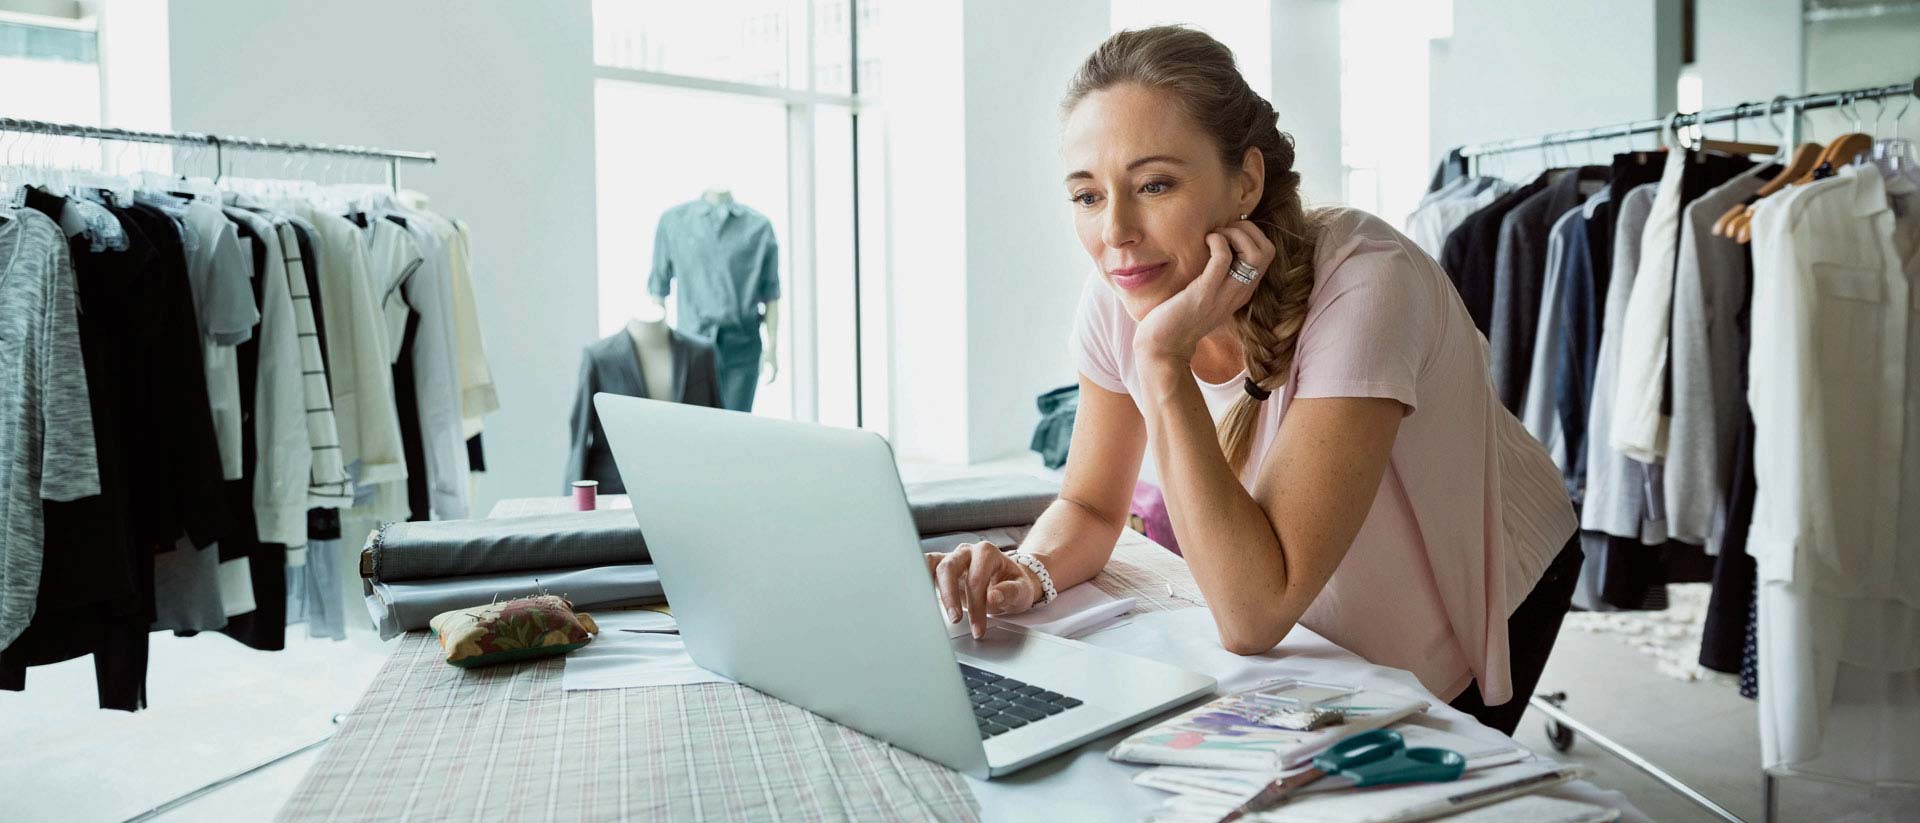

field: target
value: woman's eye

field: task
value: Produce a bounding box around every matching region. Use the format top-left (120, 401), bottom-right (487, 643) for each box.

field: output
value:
top-left (1141, 181), bottom-right (1171, 194)
top-left (1071, 192), bottom-right (1099, 207)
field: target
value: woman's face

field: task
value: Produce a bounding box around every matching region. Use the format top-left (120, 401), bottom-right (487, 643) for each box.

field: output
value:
top-left (1062, 83), bottom-right (1259, 320)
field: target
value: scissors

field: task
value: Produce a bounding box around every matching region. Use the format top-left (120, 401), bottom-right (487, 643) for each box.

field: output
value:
top-left (1216, 728), bottom-right (1467, 822)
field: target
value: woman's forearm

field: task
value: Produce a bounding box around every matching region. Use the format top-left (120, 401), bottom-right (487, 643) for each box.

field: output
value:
top-left (1020, 496), bottom-right (1127, 592)
top-left (1137, 357), bottom-right (1292, 653)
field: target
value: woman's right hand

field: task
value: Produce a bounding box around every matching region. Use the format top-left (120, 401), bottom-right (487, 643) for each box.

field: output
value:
top-left (924, 541), bottom-right (1044, 640)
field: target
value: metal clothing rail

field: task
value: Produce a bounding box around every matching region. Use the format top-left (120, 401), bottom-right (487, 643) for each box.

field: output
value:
top-left (1456, 75), bottom-right (1919, 159)
top-left (1458, 78), bottom-right (1920, 823)
top-left (0, 115), bottom-right (437, 189)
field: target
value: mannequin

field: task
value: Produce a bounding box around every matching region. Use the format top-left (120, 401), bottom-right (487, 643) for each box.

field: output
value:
top-left (649, 188), bottom-right (783, 412)
top-left (626, 299), bottom-right (675, 402)
top-left (650, 294), bottom-right (779, 384)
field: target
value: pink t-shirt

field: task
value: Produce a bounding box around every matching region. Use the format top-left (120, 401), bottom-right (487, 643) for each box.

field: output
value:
top-left (1071, 208), bottom-right (1576, 704)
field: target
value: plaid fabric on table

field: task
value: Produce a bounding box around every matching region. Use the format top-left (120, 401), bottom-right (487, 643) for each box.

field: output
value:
top-left (281, 498), bottom-right (1195, 822)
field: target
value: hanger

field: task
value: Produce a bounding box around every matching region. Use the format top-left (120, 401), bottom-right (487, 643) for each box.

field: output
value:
top-left (1695, 103), bottom-right (1779, 157)
top-left (1792, 92), bottom-right (1874, 185)
top-left (1715, 99), bottom-right (1821, 239)
top-left (1870, 90), bottom-right (1920, 192)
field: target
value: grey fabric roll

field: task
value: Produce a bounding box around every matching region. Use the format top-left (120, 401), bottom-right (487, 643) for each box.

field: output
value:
top-left (367, 563), bottom-right (663, 639)
top-left (365, 509), bottom-right (648, 583)
top-left (364, 474), bottom-right (1059, 585)
top-left (901, 475), bottom-right (1059, 536)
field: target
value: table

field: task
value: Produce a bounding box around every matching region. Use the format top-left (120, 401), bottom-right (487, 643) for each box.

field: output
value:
top-left (279, 496), bottom-right (1646, 822)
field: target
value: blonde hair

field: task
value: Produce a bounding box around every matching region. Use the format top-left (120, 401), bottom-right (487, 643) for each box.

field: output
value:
top-left (1062, 25), bottom-right (1318, 472)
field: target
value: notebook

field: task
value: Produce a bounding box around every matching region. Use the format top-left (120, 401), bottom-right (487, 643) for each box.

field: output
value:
top-left (1146, 763), bottom-right (1589, 823)
top-left (1109, 687), bottom-right (1429, 771)
top-left (1131, 723), bottom-right (1533, 799)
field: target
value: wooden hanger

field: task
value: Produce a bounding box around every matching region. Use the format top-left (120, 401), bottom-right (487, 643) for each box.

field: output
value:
top-left (1713, 142), bottom-right (1821, 238)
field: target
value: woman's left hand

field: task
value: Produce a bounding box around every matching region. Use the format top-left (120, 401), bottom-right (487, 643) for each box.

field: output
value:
top-left (1133, 219), bottom-right (1275, 364)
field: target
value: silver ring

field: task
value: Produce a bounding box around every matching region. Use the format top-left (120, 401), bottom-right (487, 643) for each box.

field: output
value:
top-left (1228, 258), bottom-right (1260, 285)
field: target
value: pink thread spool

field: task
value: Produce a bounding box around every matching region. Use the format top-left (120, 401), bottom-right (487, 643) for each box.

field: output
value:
top-left (572, 480), bottom-right (599, 511)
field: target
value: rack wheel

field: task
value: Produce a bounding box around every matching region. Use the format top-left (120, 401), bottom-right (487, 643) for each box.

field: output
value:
top-left (1546, 719), bottom-right (1575, 752)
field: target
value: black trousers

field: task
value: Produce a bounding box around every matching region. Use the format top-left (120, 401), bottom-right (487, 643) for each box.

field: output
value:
top-left (1447, 536), bottom-right (1584, 735)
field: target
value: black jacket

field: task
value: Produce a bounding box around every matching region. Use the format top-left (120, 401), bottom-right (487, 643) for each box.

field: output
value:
top-left (566, 329), bottom-right (721, 493)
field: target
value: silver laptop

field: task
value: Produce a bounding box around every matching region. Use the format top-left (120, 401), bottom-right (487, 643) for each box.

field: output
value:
top-left (594, 394), bottom-right (1216, 777)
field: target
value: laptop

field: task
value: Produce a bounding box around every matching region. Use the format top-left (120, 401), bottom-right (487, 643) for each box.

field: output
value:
top-left (594, 394), bottom-right (1217, 777)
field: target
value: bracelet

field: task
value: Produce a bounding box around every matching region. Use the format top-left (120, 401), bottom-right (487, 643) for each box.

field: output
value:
top-left (1009, 551), bottom-right (1058, 607)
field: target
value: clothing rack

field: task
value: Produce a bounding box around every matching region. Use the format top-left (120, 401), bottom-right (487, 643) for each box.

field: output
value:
top-left (1447, 75), bottom-right (1920, 823)
top-left (0, 116), bottom-right (436, 190)
top-left (1456, 76), bottom-right (1917, 161)
top-left (3, 115), bottom-right (438, 820)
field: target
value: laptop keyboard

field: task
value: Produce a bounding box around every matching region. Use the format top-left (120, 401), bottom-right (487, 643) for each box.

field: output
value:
top-left (959, 663), bottom-right (1085, 739)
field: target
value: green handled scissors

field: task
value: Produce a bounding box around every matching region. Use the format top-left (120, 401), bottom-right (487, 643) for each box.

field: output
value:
top-left (1216, 728), bottom-right (1467, 822)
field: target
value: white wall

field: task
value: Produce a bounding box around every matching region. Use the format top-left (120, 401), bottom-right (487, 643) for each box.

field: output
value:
top-left (961, 0), bottom-right (1112, 464)
top-left (1694, 0), bottom-right (1804, 108)
top-left (1429, 0), bottom-right (1681, 171)
top-left (1269, 0), bottom-right (1342, 207)
top-left (1806, 12), bottom-right (1920, 98)
top-left (168, 0), bottom-right (598, 514)
top-left (882, 0), bottom-right (1111, 465)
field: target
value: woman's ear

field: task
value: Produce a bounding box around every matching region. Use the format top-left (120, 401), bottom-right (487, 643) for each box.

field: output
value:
top-left (1238, 146), bottom-right (1265, 214)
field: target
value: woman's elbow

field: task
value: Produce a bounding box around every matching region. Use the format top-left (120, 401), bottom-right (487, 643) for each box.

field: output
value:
top-left (1215, 618), bottom-right (1289, 656)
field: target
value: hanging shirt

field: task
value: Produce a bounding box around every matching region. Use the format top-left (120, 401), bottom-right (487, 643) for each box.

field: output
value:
top-left (1663, 164), bottom-right (1775, 551)
top-left (1747, 164), bottom-right (1920, 785)
top-left (225, 207), bottom-right (311, 548)
top-left (300, 204), bottom-right (408, 490)
top-left (1073, 208), bottom-right (1575, 706)
top-left (449, 220), bottom-right (498, 434)
top-left (390, 211), bottom-right (472, 521)
top-left (1490, 168), bottom-right (1608, 410)
top-left (646, 199), bottom-right (781, 334)
top-left (0, 209), bottom-right (99, 651)
top-left (184, 200), bottom-right (260, 481)
top-left (270, 220), bottom-right (353, 518)
top-left (1404, 177), bottom-right (1516, 260)
top-left (1518, 203), bottom-right (1590, 467)
top-left (1580, 184), bottom-right (1666, 544)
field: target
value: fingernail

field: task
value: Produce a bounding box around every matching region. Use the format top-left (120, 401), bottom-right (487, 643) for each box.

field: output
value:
top-left (947, 608), bottom-right (958, 623)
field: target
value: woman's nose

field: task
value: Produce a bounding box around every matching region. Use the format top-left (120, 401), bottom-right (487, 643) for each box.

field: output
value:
top-left (1101, 199), bottom-right (1140, 249)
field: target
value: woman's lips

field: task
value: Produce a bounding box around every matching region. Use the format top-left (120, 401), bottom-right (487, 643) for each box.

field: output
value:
top-left (1110, 262), bottom-right (1167, 290)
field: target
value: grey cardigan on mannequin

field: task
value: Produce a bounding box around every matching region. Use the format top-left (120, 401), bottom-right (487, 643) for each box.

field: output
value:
top-left (566, 329), bottom-right (722, 493)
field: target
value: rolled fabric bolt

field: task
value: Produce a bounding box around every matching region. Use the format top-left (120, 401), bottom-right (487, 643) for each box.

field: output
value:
top-left (572, 480), bottom-right (599, 511)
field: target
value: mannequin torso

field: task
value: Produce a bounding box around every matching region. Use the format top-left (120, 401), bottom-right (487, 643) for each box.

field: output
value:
top-left (626, 313), bottom-right (675, 402)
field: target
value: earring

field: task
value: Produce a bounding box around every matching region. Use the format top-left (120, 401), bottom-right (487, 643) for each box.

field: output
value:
top-left (1239, 213), bottom-right (1249, 220)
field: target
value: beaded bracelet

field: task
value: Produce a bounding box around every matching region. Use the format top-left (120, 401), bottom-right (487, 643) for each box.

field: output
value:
top-left (1009, 551), bottom-right (1058, 607)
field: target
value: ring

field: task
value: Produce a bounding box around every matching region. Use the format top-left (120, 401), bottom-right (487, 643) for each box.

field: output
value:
top-left (1228, 258), bottom-right (1260, 285)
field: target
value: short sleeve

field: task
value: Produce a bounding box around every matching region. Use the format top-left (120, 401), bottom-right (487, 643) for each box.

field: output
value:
top-left (205, 220), bottom-right (261, 345)
top-left (1069, 275), bottom-right (1128, 394)
top-left (1290, 232), bottom-right (1423, 413)
top-left (647, 214), bottom-right (675, 300)
top-left (755, 227), bottom-right (781, 303)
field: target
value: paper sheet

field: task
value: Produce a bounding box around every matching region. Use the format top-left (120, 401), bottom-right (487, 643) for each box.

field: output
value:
top-left (1147, 763), bottom-right (1586, 823)
top-left (1132, 722), bottom-right (1533, 799)
top-left (561, 610), bottom-right (735, 691)
top-left (991, 582), bottom-right (1137, 639)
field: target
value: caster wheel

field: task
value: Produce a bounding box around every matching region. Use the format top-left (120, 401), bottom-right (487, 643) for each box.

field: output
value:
top-left (1546, 720), bottom-right (1575, 753)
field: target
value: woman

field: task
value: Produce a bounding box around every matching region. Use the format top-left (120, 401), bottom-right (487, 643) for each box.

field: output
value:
top-left (925, 26), bottom-right (1580, 736)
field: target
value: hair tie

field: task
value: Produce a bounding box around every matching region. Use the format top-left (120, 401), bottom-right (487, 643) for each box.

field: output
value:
top-left (1243, 378), bottom-right (1272, 401)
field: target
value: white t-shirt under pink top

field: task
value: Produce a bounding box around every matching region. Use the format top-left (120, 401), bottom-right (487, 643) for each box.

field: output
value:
top-left (1071, 207), bottom-right (1576, 705)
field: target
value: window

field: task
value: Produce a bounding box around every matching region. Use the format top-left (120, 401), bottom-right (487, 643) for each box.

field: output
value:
top-left (592, 1), bottom-right (888, 430)
top-left (0, 9), bottom-right (102, 170)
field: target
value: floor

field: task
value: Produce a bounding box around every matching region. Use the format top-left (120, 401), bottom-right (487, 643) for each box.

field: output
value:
top-left (4, 596), bottom-right (1915, 822)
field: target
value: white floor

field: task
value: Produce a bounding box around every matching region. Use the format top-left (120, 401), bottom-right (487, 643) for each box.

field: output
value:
top-left (4, 604), bottom-right (1917, 822)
